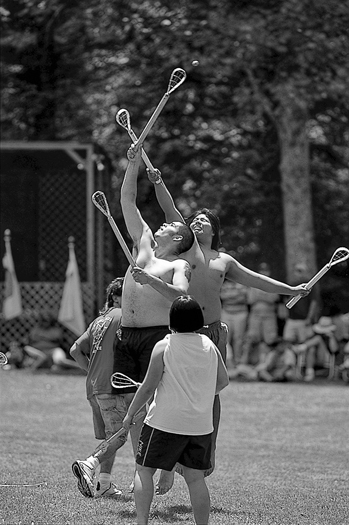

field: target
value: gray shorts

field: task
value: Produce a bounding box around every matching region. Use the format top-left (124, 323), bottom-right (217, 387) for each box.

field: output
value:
top-left (283, 319), bottom-right (314, 343)
top-left (89, 393), bottom-right (136, 440)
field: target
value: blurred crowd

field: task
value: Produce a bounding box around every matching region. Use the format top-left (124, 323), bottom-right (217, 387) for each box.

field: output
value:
top-left (220, 263), bottom-right (349, 384)
top-left (2, 262), bottom-right (349, 384)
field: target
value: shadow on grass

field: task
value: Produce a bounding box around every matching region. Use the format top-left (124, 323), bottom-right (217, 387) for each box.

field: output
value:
top-left (115, 503), bottom-right (232, 522)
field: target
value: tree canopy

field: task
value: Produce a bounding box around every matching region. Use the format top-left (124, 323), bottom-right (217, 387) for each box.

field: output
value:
top-left (1, 0), bottom-right (348, 310)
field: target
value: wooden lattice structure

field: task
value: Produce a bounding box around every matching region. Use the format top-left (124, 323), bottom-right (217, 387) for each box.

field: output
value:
top-left (0, 141), bottom-right (115, 354)
top-left (0, 282), bottom-right (94, 352)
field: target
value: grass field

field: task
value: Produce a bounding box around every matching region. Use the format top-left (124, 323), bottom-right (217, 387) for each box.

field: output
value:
top-left (0, 370), bottom-right (348, 525)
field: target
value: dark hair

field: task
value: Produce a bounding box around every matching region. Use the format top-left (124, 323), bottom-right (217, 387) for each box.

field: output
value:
top-left (100, 277), bottom-right (124, 314)
top-left (186, 208), bottom-right (221, 250)
top-left (169, 295), bottom-right (204, 333)
top-left (175, 223), bottom-right (195, 254)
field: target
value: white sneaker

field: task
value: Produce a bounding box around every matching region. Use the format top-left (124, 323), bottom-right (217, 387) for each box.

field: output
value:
top-left (95, 482), bottom-right (122, 498)
top-left (72, 460), bottom-right (95, 498)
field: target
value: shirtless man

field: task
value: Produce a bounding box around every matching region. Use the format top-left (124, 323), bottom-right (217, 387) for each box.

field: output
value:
top-left (148, 168), bottom-right (309, 493)
top-left (71, 144), bottom-right (194, 498)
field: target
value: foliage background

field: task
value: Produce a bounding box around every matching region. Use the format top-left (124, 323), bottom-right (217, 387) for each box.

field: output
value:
top-left (1, 0), bottom-right (348, 310)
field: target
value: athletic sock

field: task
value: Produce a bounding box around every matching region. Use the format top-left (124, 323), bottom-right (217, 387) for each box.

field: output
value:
top-left (98, 473), bottom-right (111, 490)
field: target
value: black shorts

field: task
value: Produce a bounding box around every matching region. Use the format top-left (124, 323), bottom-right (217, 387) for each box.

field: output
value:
top-left (112, 325), bottom-right (170, 394)
top-left (136, 423), bottom-right (212, 472)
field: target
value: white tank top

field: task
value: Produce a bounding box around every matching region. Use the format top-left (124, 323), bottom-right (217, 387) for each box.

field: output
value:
top-left (145, 333), bottom-right (218, 435)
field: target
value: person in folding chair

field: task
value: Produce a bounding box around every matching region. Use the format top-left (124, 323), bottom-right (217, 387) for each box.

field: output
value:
top-left (296, 316), bottom-right (339, 381)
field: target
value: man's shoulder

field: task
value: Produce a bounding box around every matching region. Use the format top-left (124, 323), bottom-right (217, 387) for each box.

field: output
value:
top-left (162, 254), bottom-right (190, 268)
top-left (108, 308), bottom-right (122, 320)
top-left (172, 257), bottom-right (190, 268)
top-left (91, 309), bottom-right (121, 328)
top-left (208, 249), bottom-right (236, 268)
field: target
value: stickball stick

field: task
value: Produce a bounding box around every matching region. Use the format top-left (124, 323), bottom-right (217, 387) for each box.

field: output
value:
top-left (135, 67), bottom-right (186, 144)
top-left (92, 191), bottom-right (136, 267)
top-left (286, 247), bottom-right (349, 309)
top-left (116, 109), bottom-right (156, 172)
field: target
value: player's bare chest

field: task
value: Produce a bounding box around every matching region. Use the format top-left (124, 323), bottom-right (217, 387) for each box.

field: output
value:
top-left (190, 255), bottom-right (226, 285)
top-left (142, 258), bottom-right (173, 279)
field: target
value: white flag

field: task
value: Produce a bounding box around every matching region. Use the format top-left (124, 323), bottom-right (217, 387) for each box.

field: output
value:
top-left (58, 240), bottom-right (85, 337)
top-left (2, 233), bottom-right (23, 320)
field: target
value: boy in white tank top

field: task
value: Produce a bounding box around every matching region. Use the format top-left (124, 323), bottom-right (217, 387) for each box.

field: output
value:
top-left (123, 296), bottom-right (229, 525)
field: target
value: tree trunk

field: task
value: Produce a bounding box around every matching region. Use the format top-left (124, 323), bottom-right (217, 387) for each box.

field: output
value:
top-left (276, 99), bottom-right (317, 281)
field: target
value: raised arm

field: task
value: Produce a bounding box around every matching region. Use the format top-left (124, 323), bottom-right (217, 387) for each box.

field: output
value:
top-left (147, 169), bottom-right (184, 222)
top-left (121, 144), bottom-right (153, 247)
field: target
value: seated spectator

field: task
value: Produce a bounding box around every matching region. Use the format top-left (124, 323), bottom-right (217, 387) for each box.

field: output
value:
top-left (256, 338), bottom-right (296, 382)
top-left (24, 311), bottom-right (81, 372)
top-left (5, 341), bottom-right (25, 369)
top-left (339, 341), bottom-right (349, 382)
top-left (330, 311), bottom-right (349, 380)
top-left (297, 316), bottom-right (339, 381)
top-left (229, 342), bottom-right (269, 381)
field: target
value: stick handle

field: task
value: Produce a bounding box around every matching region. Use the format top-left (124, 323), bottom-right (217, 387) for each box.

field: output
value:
top-left (93, 409), bottom-right (144, 459)
top-left (93, 426), bottom-right (126, 459)
top-left (286, 264), bottom-right (330, 309)
top-left (285, 295), bottom-right (304, 309)
top-left (137, 94), bottom-right (169, 144)
top-left (107, 216), bottom-right (136, 267)
top-left (128, 128), bottom-right (156, 172)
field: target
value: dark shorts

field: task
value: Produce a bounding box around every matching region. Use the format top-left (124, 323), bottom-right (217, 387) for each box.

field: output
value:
top-left (112, 325), bottom-right (170, 394)
top-left (136, 424), bottom-right (212, 472)
top-left (192, 320), bottom-right (227, 476)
